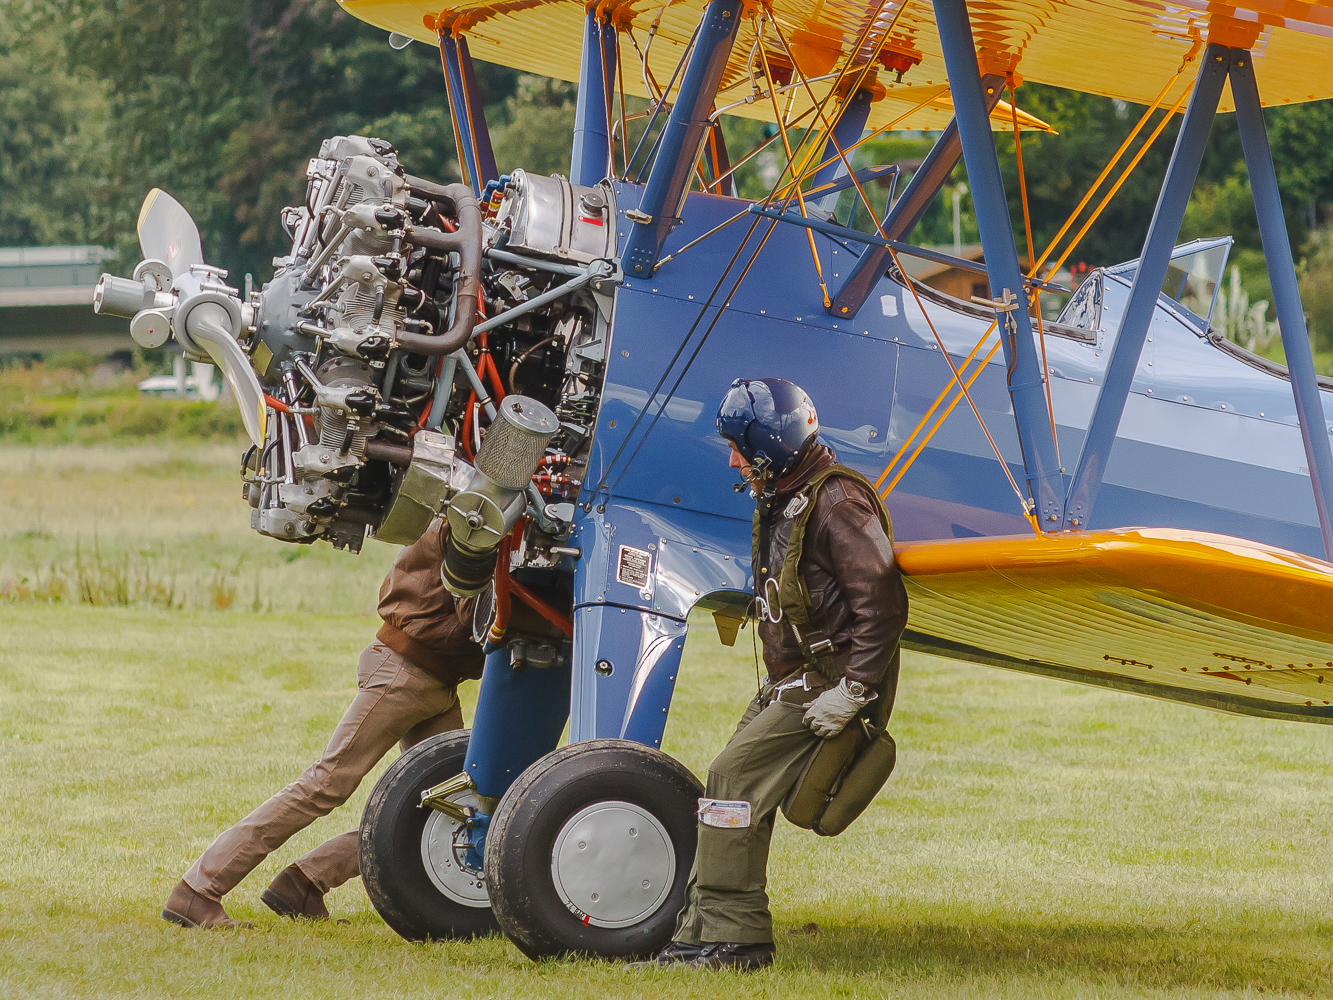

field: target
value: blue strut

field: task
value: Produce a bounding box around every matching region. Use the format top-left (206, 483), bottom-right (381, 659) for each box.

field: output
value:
top-left (1063, 46), bottom-right (1229, 531)
top-left (439, 30), bottom-right (498, 197)
top-left (1230, 50), bottom-right (1333, 559)
top-left (811, 86), bottom-right (875, 217)
top-left (620, 0), bottom-right (744, 276)
top-left (572, 10), bottom-right (617, 187)
top-left (462, 648), bottom-right (571, 800)
top-left (932, 0), bottom-right (1064, 526)
top-left (828, 75), bottom-right (1004, 319)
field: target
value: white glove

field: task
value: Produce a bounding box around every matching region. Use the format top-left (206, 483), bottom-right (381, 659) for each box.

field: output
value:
top-left (802, 679), bottom-right (876, 738)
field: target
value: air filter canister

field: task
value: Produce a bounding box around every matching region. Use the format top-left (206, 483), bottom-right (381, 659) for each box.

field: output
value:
top-left (475, 396), bottom-right (558, 489)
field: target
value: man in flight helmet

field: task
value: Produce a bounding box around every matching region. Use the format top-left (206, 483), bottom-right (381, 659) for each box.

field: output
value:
top-left (640, 377), bottom-right (909, 971)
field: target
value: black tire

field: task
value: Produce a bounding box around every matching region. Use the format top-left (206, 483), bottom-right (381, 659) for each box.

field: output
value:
top-left (359, 729), bottom-right (499, 941)
top-left (484, 739), bottom-right (703, 960)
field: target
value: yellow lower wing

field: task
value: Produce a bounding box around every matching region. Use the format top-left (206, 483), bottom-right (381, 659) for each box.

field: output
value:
top-left (896, 528), bottom-right (1333, 724)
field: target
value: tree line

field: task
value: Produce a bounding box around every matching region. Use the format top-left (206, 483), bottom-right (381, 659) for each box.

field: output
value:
top-left (5, 1), bottom-right (1333, 341)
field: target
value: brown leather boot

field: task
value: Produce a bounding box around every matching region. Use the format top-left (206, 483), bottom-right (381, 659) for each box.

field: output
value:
top-left (161, 879), bottom-right (253, 929)
top-left (261, 864), bottom-right (330, 921)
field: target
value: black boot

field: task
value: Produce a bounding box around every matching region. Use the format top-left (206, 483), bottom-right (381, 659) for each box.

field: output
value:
top-left (624, 940), bottom-right (707, 970)
top-left (692, 941), bottom-right (776, 971)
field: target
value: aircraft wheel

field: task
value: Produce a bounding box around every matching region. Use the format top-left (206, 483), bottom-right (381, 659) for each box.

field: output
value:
top-left (484, 739), bottom-right (703, 960)
top-left (359, 729), bottom-right (498, 940)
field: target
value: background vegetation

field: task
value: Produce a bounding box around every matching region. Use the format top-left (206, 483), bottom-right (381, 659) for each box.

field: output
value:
top-left (6, 0), bottom-right (1333, 344)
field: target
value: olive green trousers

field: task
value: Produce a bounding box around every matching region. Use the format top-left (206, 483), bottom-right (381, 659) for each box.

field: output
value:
top-left (672, 689), bottom-right (822, 945)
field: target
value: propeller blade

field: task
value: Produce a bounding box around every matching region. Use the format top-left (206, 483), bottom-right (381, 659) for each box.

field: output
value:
top-left (137, 189), bottom-right (205, 278)
top-left (186, 307), bottom-right (268, 448)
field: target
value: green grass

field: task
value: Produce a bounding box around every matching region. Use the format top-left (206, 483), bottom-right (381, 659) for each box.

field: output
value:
top-left (0, 442), bottom-right (397, 612)
top-left (0, 358), bottom-right (247, 445)
top-left (5, 444), bottom-right (1333, 998)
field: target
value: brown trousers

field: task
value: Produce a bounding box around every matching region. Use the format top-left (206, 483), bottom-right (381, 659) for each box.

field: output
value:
top-left (184, 642), bottom-right (462, 899)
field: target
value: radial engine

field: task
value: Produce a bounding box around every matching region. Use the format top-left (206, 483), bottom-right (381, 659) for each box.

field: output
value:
top-left (95, 135), bottom-right (617, 603)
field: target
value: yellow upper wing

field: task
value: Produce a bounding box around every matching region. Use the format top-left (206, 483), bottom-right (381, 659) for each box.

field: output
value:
top-left (896, 527), bottom-right (1333, 723)
top-left (337, 0), bottom-right (1333, 133)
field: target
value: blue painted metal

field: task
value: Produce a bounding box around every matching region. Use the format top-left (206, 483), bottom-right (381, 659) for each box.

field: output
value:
top-left (1063, 44), bottom-right (1229, 530)
top-left (620, 0), bottom-right (744, 277)
top-left (829, 75), bottom-right (1005, 320)
top-left (461, 172), bottom-right (1333, 803)
top-left (931, 0), bottom-right (1063, 525)
top-left (572, 10), bottom-right (617, 187)
top-left (805, 164), bottom-right (899, 205)
top-left (457, 36), bottom-right (499, 189)
top-left (811, 86), bottom-right (875, 217)
top-left (1230, 48), bottom-right (1333, 560)
top-left (439, 31), bottom-right (497, 196)
top-left (462, 647), bottom-right (570, 799)
top-left (749, 204), bottom-right (1066, 293)
top-left (459, 34), bottom-right (1333, 800)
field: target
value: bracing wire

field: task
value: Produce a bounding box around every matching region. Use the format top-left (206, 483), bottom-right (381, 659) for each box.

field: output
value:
top-left (1008, 73), bottom-right (1060, 469)
top-left (873, 69), bottom-right (1197, 511)
top-left (874, 318), bottom-right (998, 488)
top-left (594, 0), bottom-right (917, 498)
top-left (888, 249), bottom-right (1036, 525)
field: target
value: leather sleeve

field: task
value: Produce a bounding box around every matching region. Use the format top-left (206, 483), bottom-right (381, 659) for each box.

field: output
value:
top-left (807, 483), bottom-right (908, 686)
top-left (377, 518), bottom-right (485, 681)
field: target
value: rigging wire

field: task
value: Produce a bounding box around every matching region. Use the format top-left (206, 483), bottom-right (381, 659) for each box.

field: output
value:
top-left (873, 72), bottom-right (1196, 509)
top-left (881, 339), bottom-right (1004, 498)
top-left (1029, 54), bottom-right (1196, 277)
top-left (594, 0), bottom-right (909, 497)
top-left (616, 24), bottom-right (630, 178)
top-left (756, 37), bottom-right (832, 305)
top-left (874, 318), bottom-right (998, 487)
top-left (888, 248), bottom-right (1036, 525)
top-left (625, 19), bottom-right (701, 181)
top-left (1008, 72), bottom-right (1060, 469)
top-left (1041, 83), bottom-right (1193, 282)
top-left (765, 0), bottom-right (909, 224)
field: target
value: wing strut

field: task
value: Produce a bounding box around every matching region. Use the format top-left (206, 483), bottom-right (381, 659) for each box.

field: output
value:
top-left (932, 0), bottom-right (1064, 527)
top-left (1063, 44), bottom-right (1333, 560)
top-left (438, 28), bottom-right (498, 197)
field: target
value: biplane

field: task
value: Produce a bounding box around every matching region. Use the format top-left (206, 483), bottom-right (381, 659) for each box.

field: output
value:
top-left (94, 0), bottom-right (1333, 961)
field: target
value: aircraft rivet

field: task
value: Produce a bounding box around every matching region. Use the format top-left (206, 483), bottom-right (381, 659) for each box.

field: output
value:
top-left (642, 880), bottom-right (651, 888)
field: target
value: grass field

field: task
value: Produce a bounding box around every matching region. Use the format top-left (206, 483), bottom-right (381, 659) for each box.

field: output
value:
top-left (5, 443), bottom-right (1333, 998)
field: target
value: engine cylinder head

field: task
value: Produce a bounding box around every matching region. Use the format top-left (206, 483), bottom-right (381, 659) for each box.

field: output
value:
top-left (475, 396), bottom-right (559, 490)
top-left (314, 356), bottom-right (375, 457)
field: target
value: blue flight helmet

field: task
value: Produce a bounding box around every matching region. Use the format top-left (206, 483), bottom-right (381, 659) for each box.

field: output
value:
top-left (716, 377), bottom-right (820, 483)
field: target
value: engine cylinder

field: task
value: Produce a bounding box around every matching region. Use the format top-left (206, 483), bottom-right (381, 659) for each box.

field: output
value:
top-left (314, 356), bottom-right (375, 456)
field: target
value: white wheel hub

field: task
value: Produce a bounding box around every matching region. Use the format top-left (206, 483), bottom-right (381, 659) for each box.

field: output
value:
top-left (420, 790), bottom-right (490, 908)
top-left (550, 800), bottom-right (675, 928)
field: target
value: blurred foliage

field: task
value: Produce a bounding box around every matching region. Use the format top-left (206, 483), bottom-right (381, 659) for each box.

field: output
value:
top-left (0, 358), bottom-right (245, 442)
top-left (4, 0), bottom-right (1333, 337)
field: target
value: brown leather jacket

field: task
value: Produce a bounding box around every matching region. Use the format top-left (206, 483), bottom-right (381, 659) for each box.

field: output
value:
top-left (755, 446), bottom-right (908, 688)
top-left (376, 517), bottom-right (486, 686)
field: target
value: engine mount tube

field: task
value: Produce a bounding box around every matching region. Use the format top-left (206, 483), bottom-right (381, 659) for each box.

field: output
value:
top-left (394, 183), bottom-right (482, 356)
